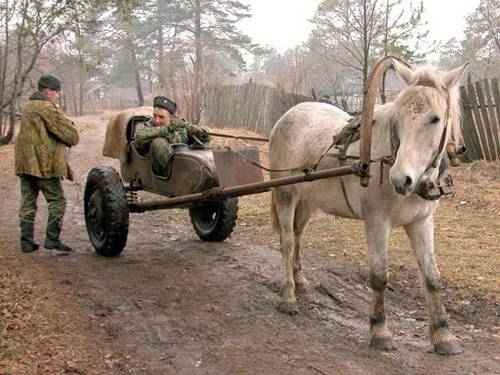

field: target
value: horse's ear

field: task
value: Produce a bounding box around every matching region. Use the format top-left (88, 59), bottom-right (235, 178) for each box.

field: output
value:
top-left (443, 63), bottom-right (469, 89)
top-left (392, 60), bottom-right (414, 85)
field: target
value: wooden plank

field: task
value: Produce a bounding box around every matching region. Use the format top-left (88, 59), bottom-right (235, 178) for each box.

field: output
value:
top-left (460, 85), bottom-right (481, 161)
top-left (475, 81), bottom-right (497, 160)
top-left (215, 86), bottom-right (223, 128)
top-left (221, 86), bottom-right (229, 128)
top-left (234, 85), bottom-right (242, 129)
top-left (493, 78), bottom-right (500, 130)
top-left (491, 78), bottom-right (500, 156)
top-left (216, 86), bottom-right (223, 128)
top-left (484, 79), bottom-right (499, 158)
top-left (249, 84), bottom-right (257, 131)
top-left (260, 85), bottom-right (266, 132)
top-left (467, 82), bottom-right (491, 161)
top-left (228, 85), bottom-right (237, 129)
top-left (245, 84), bottom-right (252, 130)
top-left (257, 85), bottom-right (266, 134)
top-left (256, 85), bottom-right (266, 134)
top-left (263, 89), bottom-right (270, 135)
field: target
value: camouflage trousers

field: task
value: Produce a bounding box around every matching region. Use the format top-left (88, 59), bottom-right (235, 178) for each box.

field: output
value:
top-left (148, 138), bottom-right (173, 176)
top-left (19, 174), bottom-right (66, 228)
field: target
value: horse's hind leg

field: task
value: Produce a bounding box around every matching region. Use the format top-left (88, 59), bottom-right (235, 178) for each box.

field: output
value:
top-left (293, 199), bottom-right (313, 294)
top-left (365, 217), bottom-right (396, 351)
top-left (404, 216), bottom-right (463, 355)
top-left (273, 188), bottom-right (299, 314)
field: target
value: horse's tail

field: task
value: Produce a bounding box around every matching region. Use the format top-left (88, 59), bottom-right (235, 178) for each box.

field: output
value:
top-left (271, 190), bottom-right (280, 233)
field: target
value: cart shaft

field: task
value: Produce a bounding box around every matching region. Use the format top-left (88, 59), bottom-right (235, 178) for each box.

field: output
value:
top-left (129, 164), bottom-right (358, 213)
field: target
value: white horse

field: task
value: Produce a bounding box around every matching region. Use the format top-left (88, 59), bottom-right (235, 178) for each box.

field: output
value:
top-left (269, 61), bottom-right (468, 355)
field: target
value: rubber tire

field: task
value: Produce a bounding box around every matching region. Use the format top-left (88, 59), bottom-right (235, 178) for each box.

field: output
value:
top-left (189, 198), bottom-right (238, 242)
top-left (84, 166), bottom-right (129, 256)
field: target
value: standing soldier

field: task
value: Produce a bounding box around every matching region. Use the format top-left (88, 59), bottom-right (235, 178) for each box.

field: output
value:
top-left (14, 75), bottom-right (79, 253)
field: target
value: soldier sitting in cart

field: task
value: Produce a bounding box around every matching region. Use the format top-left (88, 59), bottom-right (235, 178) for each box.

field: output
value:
top-left (134, 96), bottom-right (211, 176)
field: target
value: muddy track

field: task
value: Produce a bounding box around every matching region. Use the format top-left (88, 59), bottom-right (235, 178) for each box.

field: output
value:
top-left (0, 116), bottom-right (498, 374)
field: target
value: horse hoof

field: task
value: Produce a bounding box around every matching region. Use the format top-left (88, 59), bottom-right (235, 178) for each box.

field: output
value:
top-left (277, 301), bottom-right (299, 315)
top-left (370, 336), bottom-right (396, 351)
top-left (434, 340), bottom-right (463, 355)
top-left (295, 281), bottom-right (309, 294)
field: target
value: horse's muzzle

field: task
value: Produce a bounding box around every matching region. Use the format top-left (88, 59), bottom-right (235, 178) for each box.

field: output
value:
top-left (389, 172), bottom-right (415, 195)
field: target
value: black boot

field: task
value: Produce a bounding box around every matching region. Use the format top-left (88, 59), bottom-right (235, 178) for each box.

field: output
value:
top-left (20, 221), bottom-right (39, 253)
top-left (44, 220), bottom-right (72, 252)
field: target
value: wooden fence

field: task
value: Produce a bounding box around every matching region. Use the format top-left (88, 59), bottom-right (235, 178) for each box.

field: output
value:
top-left (83, 97), bottom-right (139, 114)
top-left (204, 80), bottom-right (499, 163)
top-left (203, 83), bottom-right (311, 136)
top-left (460, 78), bottom-right (499, 162)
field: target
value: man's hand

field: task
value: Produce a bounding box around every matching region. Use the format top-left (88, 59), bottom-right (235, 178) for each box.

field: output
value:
top-left (197, 126), bottom-right (211, 142)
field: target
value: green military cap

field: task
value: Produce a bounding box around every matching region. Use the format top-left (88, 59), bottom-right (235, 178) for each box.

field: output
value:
top-left (38, 74), bottom-right (61, 91)
top-left (153, 96), bottom-right (177, 115)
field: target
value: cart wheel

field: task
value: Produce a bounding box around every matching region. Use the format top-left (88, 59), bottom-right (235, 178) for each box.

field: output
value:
top-left (189, 198), bottom-right (238, 241)
top-left (84, 166), bottom-right (129, 256)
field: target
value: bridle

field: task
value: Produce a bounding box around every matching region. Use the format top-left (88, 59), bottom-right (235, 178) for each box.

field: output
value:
top-left (389, 80), bottom-right (453, 199)
top-left (311, 63), bottom-right (455, 211)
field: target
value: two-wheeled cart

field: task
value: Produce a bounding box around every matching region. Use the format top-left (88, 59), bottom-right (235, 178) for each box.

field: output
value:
top-left (84, 57), bottom-right (444, 256)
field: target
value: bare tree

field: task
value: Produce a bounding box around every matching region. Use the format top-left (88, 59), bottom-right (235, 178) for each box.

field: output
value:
top-left (0, 0), bottom-right (14, 138)
top-left (309, 0), bottom-right (428, 90)
top-left (437, 0), bottom-right (499, 80)
top-left (461, 0), bottom-right (499, 79)
top-left (0, 0), bottom-right (77, 145)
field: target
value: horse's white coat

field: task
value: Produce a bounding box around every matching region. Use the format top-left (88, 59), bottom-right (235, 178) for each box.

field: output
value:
top-left (269, 63), bottom-right (468, 354)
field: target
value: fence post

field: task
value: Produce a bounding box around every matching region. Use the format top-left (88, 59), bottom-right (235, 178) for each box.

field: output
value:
top-left (483, 79), bottom-right (499, 158)
top-left (460, 86), bottom-right (481, 161)
top-left (475, 81), bottom-right (498, 160)
top-left (466, 82), bottom-right (492, 161)
top-left (492, 78), bottom-right (500, 157)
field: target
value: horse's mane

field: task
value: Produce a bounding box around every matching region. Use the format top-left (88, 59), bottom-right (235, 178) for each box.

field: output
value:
top-left (376, 66), bottom-right (463, 145)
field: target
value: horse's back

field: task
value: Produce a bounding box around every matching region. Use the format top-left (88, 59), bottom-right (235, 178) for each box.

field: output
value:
top-left (269, 102), bottom-right (350, 170)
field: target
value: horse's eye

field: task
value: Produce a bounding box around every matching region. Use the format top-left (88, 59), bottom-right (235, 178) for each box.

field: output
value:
top-left (430, 116), bottom-right (440, 124)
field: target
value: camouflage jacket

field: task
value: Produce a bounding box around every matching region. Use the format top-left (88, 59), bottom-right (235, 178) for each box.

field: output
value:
top-left (134, 118), bottom-right (211, 154)
top-left (14, 92), bottom-right (79, 178)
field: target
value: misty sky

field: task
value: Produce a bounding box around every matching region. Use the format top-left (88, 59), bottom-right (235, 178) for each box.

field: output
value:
top-left (238, 0), bottom-right (480, 54)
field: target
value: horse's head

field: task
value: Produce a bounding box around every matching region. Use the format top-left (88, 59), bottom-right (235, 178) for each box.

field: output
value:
top-left (388, 62), bottom-right (467, 196)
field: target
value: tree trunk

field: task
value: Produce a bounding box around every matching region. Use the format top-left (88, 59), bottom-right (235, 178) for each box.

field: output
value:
top-left (78, 79), bottom-right (84, 116)
top-left (193, 0), bottom-right (203, 124)
top-left (362, 0), bottom-right (369, 91)
top-left (0, 0), bottom-right (11, 138)
top-left (60, 93), bottom-right (67, 112)
top-left (0, 0), bottom-right (28, 145)
top-left (78, 43), bottom-right (84, 116)
top-left (157, 25), bottom-right (165, 91)
top-left (380, 0), bottom-right (389, 104)
top-left (131, 48), bottom-right (144, 106)
top-left (168, 27), bottom-right (179, 101)
top-left (71, 77), bottom-right (79, 116)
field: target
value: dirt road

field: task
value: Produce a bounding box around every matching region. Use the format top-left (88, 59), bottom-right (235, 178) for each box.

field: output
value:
top-left (1, 115), bottom-right (498, 374)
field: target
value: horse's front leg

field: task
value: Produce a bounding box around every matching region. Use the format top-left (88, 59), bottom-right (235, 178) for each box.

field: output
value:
top-left (365, 218), bottom-right (396, 351)
top-left (404, 215), bottom-right (463, 355)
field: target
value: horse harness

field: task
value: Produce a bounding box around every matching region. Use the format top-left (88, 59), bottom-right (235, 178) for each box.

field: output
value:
top-left (209, 81), bottom-right (459, 213)
top-left (312, 83), bottom-right (458, 207)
